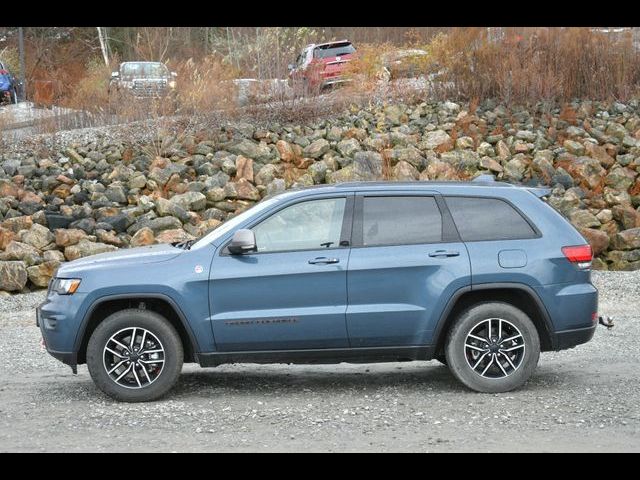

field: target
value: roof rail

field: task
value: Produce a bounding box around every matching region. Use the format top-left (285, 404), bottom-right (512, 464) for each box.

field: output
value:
top-left (472, 174), bottom-right (496, 183)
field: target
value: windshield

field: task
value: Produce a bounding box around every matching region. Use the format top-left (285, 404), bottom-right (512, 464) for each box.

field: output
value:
top-left (190, 196), bottom-right (283, 250)
top-left (120, 63), bottom-right (169, 79)
top-left (313, 42), bottom-right (355, 59)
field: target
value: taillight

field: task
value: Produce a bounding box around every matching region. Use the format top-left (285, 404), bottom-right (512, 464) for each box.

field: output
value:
top-left (562, 245), bottom-right (592, 270)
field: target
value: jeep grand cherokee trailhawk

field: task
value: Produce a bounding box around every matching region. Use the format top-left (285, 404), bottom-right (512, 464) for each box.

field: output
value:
top-left (38, 179), bottom-right (600, 402)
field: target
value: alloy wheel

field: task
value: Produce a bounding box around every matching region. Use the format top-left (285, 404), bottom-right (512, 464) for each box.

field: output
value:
top-left (464, 318), bottom-right (526, 379)
top-left (102, 327), bottom-right (165, 389)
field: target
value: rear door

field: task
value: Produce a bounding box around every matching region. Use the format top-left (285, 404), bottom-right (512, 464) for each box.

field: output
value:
top-left (346, 192), bottom-right (471, 347)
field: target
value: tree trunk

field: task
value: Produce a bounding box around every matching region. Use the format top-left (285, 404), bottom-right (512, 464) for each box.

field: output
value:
top-left (97, 27), bottom-right (109, 66)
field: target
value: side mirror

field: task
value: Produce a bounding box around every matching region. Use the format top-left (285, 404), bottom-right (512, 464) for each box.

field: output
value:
top-left (228, 229), bottom-right (257, 255)
top-left (287, 63), bottom-right (295, 71)
top-left (111, 71), bottom-right (119, 78)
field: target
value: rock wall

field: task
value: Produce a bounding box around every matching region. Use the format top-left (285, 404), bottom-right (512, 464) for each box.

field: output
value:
top-left (1, 99), bottom-right (640, 293)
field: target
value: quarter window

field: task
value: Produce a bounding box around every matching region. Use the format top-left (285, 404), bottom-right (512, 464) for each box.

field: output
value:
top-left (361, 196), bottom-right (442, 246)
top-left (445, 196), bottom-right (537, 241)
top-left (252, 198), bottom-right (346, 253)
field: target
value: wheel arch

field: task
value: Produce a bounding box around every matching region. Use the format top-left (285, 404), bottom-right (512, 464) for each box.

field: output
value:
top-left (433, 283), bottom-right (555, 355)
top-left (75, 294), bottom-right (199, 365)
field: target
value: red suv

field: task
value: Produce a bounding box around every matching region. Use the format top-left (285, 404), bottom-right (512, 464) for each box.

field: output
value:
top-left (288, 40), bottom-right (356, 94)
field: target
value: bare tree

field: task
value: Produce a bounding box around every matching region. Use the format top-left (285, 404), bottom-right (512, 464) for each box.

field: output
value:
top-left (96, 27), bottom-right (110, 66)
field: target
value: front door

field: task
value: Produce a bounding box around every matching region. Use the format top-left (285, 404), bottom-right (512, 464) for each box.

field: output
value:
top-left (210, 195), bottom-right (353, 351)
top-left (346, 193), bottom-right (471, 347)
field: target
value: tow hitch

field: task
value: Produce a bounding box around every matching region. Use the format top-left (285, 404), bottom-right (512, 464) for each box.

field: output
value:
top-left (598, 315), bottom-right (615, 329)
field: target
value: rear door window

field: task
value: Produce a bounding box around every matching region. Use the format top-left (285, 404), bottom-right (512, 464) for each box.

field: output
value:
top-left (445, 196), bottom-right (537, 241)
top-left (360, 196), bottom-right (442, 246)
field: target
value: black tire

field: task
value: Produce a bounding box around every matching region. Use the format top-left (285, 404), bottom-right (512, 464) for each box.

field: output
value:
top-left (445, 302), bottom-right (540, 393)
top-left (86, 309), bottom-right (183, 402)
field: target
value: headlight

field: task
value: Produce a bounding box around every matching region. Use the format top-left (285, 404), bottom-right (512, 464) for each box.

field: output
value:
top-left (50, 278), bottom-right (81, 295)
top-left (168, 80), bottom-right (177, 89)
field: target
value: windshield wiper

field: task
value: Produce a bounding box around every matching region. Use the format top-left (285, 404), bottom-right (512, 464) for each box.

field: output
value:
top-left (173, 239), bottom-right (196, 250)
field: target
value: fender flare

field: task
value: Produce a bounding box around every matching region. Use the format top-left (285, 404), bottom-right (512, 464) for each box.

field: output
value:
top-left (432, 282), bottom-right (556, 350)
top-left (74, 292), bottom-right (201, 355)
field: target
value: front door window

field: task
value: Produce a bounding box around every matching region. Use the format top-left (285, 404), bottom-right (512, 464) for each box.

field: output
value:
top-left (252, 198), bottom-right (346, 253)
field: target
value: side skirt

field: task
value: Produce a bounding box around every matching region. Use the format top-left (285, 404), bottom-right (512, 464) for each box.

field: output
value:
top-left (197, 345), bottom-right (436, 367)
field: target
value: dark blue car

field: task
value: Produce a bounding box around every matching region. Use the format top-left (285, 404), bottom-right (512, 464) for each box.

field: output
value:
top-left (37, 179), bottom-right (599, 401)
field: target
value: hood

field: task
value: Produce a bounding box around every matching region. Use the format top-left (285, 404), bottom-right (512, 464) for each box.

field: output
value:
top-left (56, 243), bottom-right (182, 276)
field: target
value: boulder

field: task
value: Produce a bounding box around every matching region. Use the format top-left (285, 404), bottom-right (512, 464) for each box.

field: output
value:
top-left (275, 140), bottom-right (297, 163)
top-left (579, 228), bottom-right (610, 256)
top-left (21, 223), bottom-right (55, 250)
top-left (569, 210), bottom-right (601, 229)
top-left (27, 261), bottom-right (60, 287)
top-left (2, 215), bottom-right (33, 233)
top-left (235, 156), bottom-right (254, 182)
top-left (155, 228), bottom-right (195, 244)
top-left (0, 227), bottom-right (15, 250)
top-left (352, 151), bottom-right (384, 180)
top-left (584, 143), bottom-right (615, 168)
top-left (64, 240), bottom-right (118, 261)
top-left (234, 179), bottom-right (261, 201)
top-left (55, 228), bottom-right (88, 247)
top-left (255, 164), bottom-right (281, 186)
top-left (392, 161), bottom-right (419, 181)
top-left (303, 139), bottom-right (330, 159)
top-left (130, 227), bottom-right (155, 247)
top-left (229, 139), bottom-right (272, 161)
top-left (169, 191), bottom-right (207, 212)
top-left (563, 139), bottom-right (585, 156)
top-left (560, 156), bottom-right (606, 190)
top-left (336, 138), bottom-right (361, 158)
top-left (611, 228), bottom-right (640, 250)
top-left (0, 261), bottom-right (28, 291)
top-left (420, 130), bottom-right (451, 150)
top-left (0, 241), bottom-right (41, 265)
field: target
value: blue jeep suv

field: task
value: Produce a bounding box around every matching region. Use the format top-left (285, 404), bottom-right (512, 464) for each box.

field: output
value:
top-left (37, 179), bottom-right (599, 402)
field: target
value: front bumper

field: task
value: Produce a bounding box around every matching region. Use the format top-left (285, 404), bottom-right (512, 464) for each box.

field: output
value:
top-left (37, 293), bottom-right (87, 369)
top-left (321, 77), bottom-right (351, 88)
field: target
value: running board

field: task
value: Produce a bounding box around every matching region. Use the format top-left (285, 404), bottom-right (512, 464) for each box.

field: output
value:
top-left (197, 345), bottom-right (436, 367)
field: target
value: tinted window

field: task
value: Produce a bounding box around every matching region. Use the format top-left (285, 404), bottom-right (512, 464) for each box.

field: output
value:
top-left (252, 198), bottom-right (346, 253)
top-left (313, 42), bottom-right (356, 59)
top-left (362, 196), bottom-right (442, 246)
top-left (121, 63), bottom-right (168, 79)
top-left (446, 196), bottom-right (536, 241)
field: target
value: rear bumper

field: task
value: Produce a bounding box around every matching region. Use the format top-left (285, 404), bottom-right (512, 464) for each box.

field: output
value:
top-left (552, 324), bottom-right (597, 351)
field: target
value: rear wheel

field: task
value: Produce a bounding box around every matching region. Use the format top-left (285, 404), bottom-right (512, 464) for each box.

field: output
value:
top-left (86, 309), bottom-right (183, 402)
top-left (445, 302), bottom-right (540, 393)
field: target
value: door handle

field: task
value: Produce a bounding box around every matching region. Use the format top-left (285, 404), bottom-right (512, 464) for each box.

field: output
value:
top-left (308, 257), bottom-right (340, 265)
top-left (428, 250), bottom-right (460, 258)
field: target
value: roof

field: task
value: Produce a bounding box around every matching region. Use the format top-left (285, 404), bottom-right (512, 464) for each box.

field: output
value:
top-left (307, 40), bottom-right (353, 49)
top-left (270, 180), bottom-right (552, 202)
top-left (120, 61), bottom-right (165, 65)
top-left (278, 179), bottom-right (517, 195)
top-left (333, 180), bottom-right (514, 190)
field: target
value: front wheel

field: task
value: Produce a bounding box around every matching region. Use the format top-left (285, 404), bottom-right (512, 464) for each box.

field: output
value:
top-left (445, 302), bottom-right (540, 393)
top-left (86, 309), bottom-right (183, 402)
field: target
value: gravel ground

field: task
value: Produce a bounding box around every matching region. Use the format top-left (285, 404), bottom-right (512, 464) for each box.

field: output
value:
top-left (0, 271), bottom-right (638, 452)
